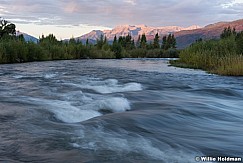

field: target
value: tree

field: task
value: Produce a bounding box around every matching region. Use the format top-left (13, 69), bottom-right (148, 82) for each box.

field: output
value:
top-left (140, 34), bottom-right (147, 49)
top-left (153, 33), bottom-right (160, 49)
top-left (171, 34), bottom-right (176, 48)
top-left (111, 42), bottom-right (123, 59)
top-left (104, 36), bottom-right (107, 45)
top-left (220, 26), bottom-right (237, 39)
top-left (96, 34), bottom-right (105, 49)
top-left (131, 39), bottom-right (135, 49)
top-left (236, 31), bottom-right (243, 54)
top-left (125, 34), bottom-right (133, 50)
top-left (136, 35), bottom-right (141, 48)
top-left (118, 36), bottom-right (126, 48)
top-left (167, 34), bottom-right (173, 49)
top-left (113, 35), bottom-right (117, 44)
top-left (196, 38), bottom-right (203, 42)
top-left (0, 17), bottom-right (16, 39)
top-left (162, 34), bottom-right (176, 50)
top-left (69, 37), bottom-right (76, 44)
top-left (162, 36), bottom-right (167, 50)
top-left (16, 34), bottom-right (25, 42)
top-left (39, 34), bottom-right (59, 44)
top-left (86, 39), bottom-right (89, 46)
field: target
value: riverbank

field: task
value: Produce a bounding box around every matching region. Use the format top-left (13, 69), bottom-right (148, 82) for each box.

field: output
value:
top-left (170, 29), bottom-right (243, 76)
top-left (170, 55), bottom-right (243, 76)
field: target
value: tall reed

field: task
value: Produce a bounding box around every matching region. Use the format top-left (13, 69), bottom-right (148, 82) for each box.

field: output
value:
top-left (171, 36), bottom-right (243, 76)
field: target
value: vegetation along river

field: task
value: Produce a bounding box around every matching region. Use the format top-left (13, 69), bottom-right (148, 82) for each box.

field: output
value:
top-left (0, 59), bottom-right (242, 162)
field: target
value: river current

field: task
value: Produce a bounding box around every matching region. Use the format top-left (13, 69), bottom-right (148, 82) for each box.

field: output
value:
top-left (0, 59), bottom-right (242, 163)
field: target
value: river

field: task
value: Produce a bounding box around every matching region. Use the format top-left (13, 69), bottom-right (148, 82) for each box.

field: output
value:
top-left (0, 59), bottom-right (242, 163)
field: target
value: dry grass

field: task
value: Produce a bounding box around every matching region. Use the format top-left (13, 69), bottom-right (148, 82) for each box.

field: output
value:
top-left (171, 37), bottom-right (243, 76)
top-left (211, 55), bottom-right (243, 76)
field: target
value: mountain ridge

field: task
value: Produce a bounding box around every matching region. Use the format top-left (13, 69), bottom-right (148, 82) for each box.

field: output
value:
top-left (77, 24), bottom-right (201, 42)
top-left (16, 31), bottom-right (38, 43)
top-left (17, 18), bottom-right (243, 49)
top-left (175, 19), bottom-right (243, 48)
top-left (75, 19), bottom-right (243, 48)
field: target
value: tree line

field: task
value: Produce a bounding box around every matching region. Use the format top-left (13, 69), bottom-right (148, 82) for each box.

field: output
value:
top-left (0, 18), bottom-right (178, 64)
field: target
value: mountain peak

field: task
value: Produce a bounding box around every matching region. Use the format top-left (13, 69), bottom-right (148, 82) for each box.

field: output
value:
top-left (137, 24), bottom-right (148, 28)
top-left (77, 24), bottom-right (201, 42)
top-left (16, 31), bottom-right (38, 43)
top-left (184, 25), bottom-right (201, 30)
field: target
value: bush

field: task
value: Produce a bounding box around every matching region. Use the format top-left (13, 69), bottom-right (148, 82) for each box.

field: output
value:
top-left (172, 30), bottom-right (243, 76)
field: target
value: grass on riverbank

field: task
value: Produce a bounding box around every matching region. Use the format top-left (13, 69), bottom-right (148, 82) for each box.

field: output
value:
top-left (170, 33), bottom-right (243, 76)
top-left (171, 55), bottom-right (243, 76)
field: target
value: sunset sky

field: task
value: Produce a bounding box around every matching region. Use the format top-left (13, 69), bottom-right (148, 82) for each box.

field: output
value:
top-left (0, 0), bottom-right (243, 39)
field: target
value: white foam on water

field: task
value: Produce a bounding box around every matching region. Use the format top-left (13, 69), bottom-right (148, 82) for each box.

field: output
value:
top-left (24, 95), bottom-right (131, 123)
top-left (18, 77), bottom-right (134, 123)
top-left (72, 127), bottom-right (202, 162)
top-left (13, 73), bottom-right (58, 79)
top-left (93, 97), bottom-right (131, 112)
top-left (13, 75), bottom-right (24, 79)
top-left (43, 73), bottom-right (57, 79)
top-left (50, 97), bottom-right (130, 123)
top-left (71, 78), bottom-right (143, 94)
top-left (51, 106), bottom-right (102, 123)
top-left (28, 98), bottom-right (101, 123)
top-left (105, 136), bottom-right (165, 159)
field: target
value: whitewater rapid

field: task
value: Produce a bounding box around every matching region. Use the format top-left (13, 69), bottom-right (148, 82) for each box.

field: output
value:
top-left (0, 59), bottom-right (242, 162)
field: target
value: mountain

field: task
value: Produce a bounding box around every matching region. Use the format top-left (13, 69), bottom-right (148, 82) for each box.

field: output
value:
top-left (175, 19), bottom-right (243, 48)
top-left (16, 31), bottom-right (38, 43)
top-left (76, 24), bottom-right (201, 45)
top-left (75, 18), bottom-right (243, 49)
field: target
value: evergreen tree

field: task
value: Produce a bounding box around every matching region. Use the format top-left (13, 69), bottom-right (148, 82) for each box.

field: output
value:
top-left (96, 34), bottom-right (105, 49)
top-left (153, 33), bottom-right (160, 49)
top-left (167, 34), bottom-right (172, 48)
top-left (220, 26), bottom-right (237, 39)
top-left (136, 35), bottom-right (141, 48)
top-left (86, 39), bottom-right (89, 46)
top-left (104, 36), bottom-right (107, 44)
top-left (69, 37), bottom-right (76, 44)
top-left (162, 36), bottom-right (167, 50)
top-left (125, 34), bottom-right (132, 50)
top-left (196, 38), bottom-right (203, 42)
top-left (17, 34), bottom-right (25, 42)
top-left (39, 34), bottom-right (59, 44)
top-left (162, 34), bottom-right (176, 50)
top-left (171, 34), bottom-right (176, 48)
top-left (113, 35), bottom-right (117, 44)
top-left (140, 34), bottom-right (147, 49)
top-left (111, 42), bottom-right (123, 59)
top-left (148, 42), bottom-right (153, 50)
top-left (131, 39), bottom-right (135, 49)
top-left (118, 36), bottom-right (125, 47)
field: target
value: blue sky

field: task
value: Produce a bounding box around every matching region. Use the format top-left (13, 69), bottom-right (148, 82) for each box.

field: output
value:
top-left (0, 0), bottom-right (243, 39)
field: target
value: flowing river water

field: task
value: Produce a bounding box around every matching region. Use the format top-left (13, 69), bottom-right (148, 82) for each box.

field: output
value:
top-left (0, 59), bottom-right (242, 163)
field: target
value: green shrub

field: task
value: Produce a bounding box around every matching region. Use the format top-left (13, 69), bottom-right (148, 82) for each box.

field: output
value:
top-left (172, 30), bottom-right (243, 76)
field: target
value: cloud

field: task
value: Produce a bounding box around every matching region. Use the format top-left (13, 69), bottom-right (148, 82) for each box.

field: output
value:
top-left (0, 0), bottom-right (242, 28)
top-left (124, 0), bottom-right (137, 5)
top-left (64, 1), bottom-right (80, 13)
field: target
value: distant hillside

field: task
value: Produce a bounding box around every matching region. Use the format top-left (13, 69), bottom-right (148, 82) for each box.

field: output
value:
top-left (16, 31), bottom-right (38, 43)
top-left (175, 19), bottom-right (243, 48)
top-left (73, 19), bottom-right (243, 49)
top-left (74, 24), bottom-right (201, 46)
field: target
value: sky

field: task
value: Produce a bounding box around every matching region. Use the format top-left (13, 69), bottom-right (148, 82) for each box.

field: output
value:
top-left (0, 0), bottom-right (243, 39)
